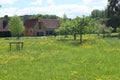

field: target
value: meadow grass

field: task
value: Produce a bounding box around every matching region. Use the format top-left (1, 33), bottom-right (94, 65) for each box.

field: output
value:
top-left (0, 35), bottom-right (120, 80)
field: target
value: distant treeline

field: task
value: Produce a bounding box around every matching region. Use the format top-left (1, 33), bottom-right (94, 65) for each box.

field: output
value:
top-left (0, 14), bottom-right (59, 22)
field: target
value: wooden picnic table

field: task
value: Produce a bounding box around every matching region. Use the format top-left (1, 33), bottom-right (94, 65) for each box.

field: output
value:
top-left (9, 42), bottom-right (23, 51)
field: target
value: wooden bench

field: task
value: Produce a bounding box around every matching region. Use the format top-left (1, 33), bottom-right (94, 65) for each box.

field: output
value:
top-left (9, 42), bottom-right (23, 51)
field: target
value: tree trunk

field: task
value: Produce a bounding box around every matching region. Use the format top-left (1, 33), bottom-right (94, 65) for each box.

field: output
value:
top-left (103, 33), bottom-right (105, 38)
top-left (80, 33), bottom-right (82, 44)
top-left (17, 34), bottom-right (20, 40)
top-left (118, 33), bottom-right (120, 39)
top-left (103, 30), bottom-right (105, 38)
top-left (64, 35), bottom-right (68, 38)
top-left (74, 33), bottom-right (76, 40)
top-left (97, 32), bottom-right (100, 36)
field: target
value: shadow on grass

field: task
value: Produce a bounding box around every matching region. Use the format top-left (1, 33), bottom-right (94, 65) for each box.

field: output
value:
top-left (57, 38), bottom-right (94, 46)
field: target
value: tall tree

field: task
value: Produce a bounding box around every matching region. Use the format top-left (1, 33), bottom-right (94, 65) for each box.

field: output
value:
top-left (63, 13), bottom-right (68, 22)
top-left (9, 15), bottom-right (24, 39)
top-left (71, 19), bottom-right (79, 40)
top-left (91, 9), bottom-right (105, 19)
top-left (74, 16), bottom-right (90, 43)
top-left (107, 0), bottom-right (120, 31)
top-left (117, 28), bottom-right (120, 38)
top-left (107, 0), bottom-right (120, 17)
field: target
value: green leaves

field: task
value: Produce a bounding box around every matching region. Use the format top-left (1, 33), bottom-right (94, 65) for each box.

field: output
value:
top-left (91, 9), bottom-right (105, 19)
top-left (9, 15), bottom-right (24, 38)
top-left (56, 16), bottom-right (96, 43)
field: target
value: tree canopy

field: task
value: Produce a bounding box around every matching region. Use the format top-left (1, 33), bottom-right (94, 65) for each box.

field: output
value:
top-left (91, 9), bottom-right (105, 19)
top-left (107, 0), bottom-right (120, 17)
top-left (9, 15), bottom-right (24, 39)
top-left (106, 0), bottom-right (120, 31)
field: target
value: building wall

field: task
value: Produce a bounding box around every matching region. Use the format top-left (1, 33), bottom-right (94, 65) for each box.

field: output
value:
top-left (35, 22), bottom-right (46, 36)
top-left (24, 19), bottom-right (60, 37)
top-left (24, 27), bottom-right (34, 36)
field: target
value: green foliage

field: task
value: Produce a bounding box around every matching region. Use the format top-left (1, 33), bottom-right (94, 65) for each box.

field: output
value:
top-left (117, 27), bottom-right (120, 32)
top-left (86, 18), bottom-right (96, 33)
top-left (117, 28), bottom-right (120, 38)
top-left (63, 13), bottom-right (68, 21)
top-left (91, 9), bottom-right (105, 19)
top-left (56, 16), bottom-right (96, 43)
top-left (107, 0), bottom-right (120, 17)
top-left (8, 15), bottom-right (24, 38)
top-left (74, 16), bottom-right (91, 43)
top-left (20, 14), bottom-right (59, 21)
top-left (94, 22), bottom-right (113, 37)
top-left (106, 0), bottom-right (120, 31)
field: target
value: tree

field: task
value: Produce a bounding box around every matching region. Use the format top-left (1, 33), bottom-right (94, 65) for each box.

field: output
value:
top-left (74, 16), bottom-right (90, 43)
top-left (106, 16), bottom-right (120, 31)
top-left (94, 21), bottom-right (113, 38)
top-left (56, 16), bottom-right (95, 43)
top-left (106, 0), bottom-right (120, 31)
top-left (55, 14), bottom-right (72, 38)
top-left (107, 0), bottom-right (120, 17)
top-left (91, 9), bottom-right (105, 19)
top-left (9, 15), bottom-right (24, 39)
top-left (56, 19), bottom-right (71, 37)
top-left (71, 19), bottom-right (79, 40)
top-left (86, 18), bottom-right (96, 34)
top-left (117, 28), bottom-right (120, 38)
top-left (63, 13), bottom-right (68, 21)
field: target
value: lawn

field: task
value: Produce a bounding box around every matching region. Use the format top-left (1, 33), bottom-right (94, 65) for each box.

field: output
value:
top-left (0, 35), bottom-right (120, 80)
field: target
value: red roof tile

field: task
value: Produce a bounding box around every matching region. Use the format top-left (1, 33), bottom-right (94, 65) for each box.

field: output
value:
top-left (24, 18), bottom-right (60, 29)
top-left (24, 18), bottom-right (38, 28)
top-left (39, 19), bottom-right (60, 29)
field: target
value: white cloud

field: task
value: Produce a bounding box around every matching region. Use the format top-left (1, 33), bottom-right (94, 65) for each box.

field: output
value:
top-left (30, 0), bottom-right (54, 6)
top-left (0, 4), bottom-right (106, 18)
top-left (0, 0), bottom-right (18, 4)
top-left (83, 0), bottom-right (92, 4)
top-left (83, 0), bottom-right (107, 7)
top-left (9, 4), bottom-right (93, 18)
top-left (0, 8), bottom-right (17, 16)
top-left (0, 4), bottom-right (92, 18)
top-left (0, 0), bottom-right (108, 18)
top-left (46, 0), bottom-right (54, 5)
top-left (30, 0), bottom-right (42, 5)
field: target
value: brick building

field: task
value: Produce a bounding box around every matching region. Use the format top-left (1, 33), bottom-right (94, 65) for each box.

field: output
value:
top-left (24, 18), bottom-right (60, 36)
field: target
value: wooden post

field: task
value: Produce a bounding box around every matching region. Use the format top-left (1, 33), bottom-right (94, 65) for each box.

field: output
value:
top-left (9, 42), bottom-right (24, 51)
top-left (10, 43), bottom-right (11, 51)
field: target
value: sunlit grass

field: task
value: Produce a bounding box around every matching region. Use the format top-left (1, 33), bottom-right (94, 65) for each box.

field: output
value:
top-left (0, 35), bottom-right (120, 80)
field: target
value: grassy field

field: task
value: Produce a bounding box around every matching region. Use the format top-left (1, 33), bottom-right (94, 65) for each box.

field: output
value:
top-left (0, 35), bottom-right (120, 80)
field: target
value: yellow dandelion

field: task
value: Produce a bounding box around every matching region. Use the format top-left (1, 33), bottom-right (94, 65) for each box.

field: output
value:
top-left (71, 71), bottom-right (78, 76)
top-left (30, 56), bottom-right (35, 61)
top-left (95, 78), bottom-right (102, 80)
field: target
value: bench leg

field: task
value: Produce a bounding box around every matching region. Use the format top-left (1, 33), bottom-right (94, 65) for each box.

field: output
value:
top-left (16, 44), bottom-right (20, 50)
top-left (21, 43), bottom-right (23, 50)
top-left (10, 43), bottom-right (11, 51)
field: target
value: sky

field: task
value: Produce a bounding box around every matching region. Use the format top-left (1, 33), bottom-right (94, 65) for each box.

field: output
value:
top-left (0, 0), bottom-right (108, 18)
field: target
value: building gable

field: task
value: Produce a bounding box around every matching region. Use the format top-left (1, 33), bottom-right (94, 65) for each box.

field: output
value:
top-left (24, 18), bottom-right (60, 36)
top-left (38, 19), bottom-right (60, 29)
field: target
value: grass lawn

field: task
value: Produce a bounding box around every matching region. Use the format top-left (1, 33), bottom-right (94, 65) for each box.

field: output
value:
top-left (0, 35), bottom-right (120, 80)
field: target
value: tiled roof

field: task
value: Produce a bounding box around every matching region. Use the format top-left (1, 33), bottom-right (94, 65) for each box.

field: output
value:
top-left (39, 19), bottom-right (60, 29)
top-left (24, 18), bottom-right (38, 28)
top-left (24, 18), bottom-right (60, 29)
top-left (0, 22), bottom-right (9, 31)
